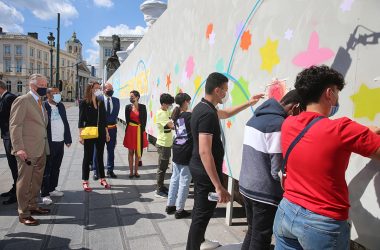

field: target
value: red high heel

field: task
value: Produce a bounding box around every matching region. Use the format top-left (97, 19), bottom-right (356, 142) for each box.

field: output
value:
top-left (82, 181), bottom-right (92, 192)
top-left (100, 179), bottom-right (111, 189)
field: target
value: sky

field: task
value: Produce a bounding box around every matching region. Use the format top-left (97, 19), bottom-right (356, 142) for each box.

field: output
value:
top-left (0, 0), bottom-right (164, 66)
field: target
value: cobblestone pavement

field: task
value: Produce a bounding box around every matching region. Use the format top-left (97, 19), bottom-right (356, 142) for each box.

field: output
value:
top-left (0, 104), bottom-right (247, 250)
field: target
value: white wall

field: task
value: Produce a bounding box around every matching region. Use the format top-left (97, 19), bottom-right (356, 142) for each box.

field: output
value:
top-left (108, 1), bottom-right (380, 247)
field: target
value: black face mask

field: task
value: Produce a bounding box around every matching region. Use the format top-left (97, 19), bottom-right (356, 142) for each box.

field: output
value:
top-left (36, 87), bottom-right (47, 97)
top-left (106, 90), bottom-right (114, 97)
top-left (130, 97), bottom-right (135, 103)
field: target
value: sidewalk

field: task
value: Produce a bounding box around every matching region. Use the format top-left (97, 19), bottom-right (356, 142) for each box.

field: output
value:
top-left (0, 105), bottom-right (247, 250)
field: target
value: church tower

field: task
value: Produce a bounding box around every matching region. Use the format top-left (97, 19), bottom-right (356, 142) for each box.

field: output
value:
top-left (65, 32), bottom-right (82, 61)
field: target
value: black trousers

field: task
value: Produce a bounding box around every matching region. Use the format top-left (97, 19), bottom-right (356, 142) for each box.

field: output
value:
top-left (3, 138), bottom-right (18, 196)
top-left (41, 141), bottom-right (64, 197)
top-left (82, 138), bottom-right (105, 180)
top-left (241, 196), bottom-right (278, 250)
top-left (186, 171), bottom-right (217, 250)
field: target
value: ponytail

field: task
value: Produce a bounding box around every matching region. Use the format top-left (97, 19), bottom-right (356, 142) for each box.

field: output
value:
top-left (171, 92), bottom-right (191, 124)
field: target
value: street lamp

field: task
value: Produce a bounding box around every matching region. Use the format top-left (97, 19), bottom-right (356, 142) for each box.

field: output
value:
top-left (47, 32), bottom-right (55, 87)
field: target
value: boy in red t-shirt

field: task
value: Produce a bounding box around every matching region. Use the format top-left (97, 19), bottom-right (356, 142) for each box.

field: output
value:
top-left (273, 65), bottom-right (380, 249)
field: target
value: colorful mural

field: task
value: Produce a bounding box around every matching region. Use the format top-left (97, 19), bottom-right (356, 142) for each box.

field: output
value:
top-left (108, 1), bottom-right (380, 247)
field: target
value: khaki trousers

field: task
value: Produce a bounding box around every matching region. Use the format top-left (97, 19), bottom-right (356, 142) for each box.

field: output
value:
top-left (16, 155), bottom-right (46, 218)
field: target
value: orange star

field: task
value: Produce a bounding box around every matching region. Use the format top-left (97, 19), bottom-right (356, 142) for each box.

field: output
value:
top-left (227, 120), bottom-right (232, 128)
top-left (166, 74), bottom-right (171, 91)
top-left (240, 30), bottom-right (252, 51)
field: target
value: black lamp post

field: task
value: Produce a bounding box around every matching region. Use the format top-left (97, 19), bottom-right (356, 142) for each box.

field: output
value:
top-left (47, 32), bottom-right (55, 87)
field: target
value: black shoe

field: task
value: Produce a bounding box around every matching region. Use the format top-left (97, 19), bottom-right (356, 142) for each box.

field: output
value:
top-left (165, 206), bottom-right (176, 215)
top-left (161, 186), bottom-right (169, 195)
top-left (3, 196), bottom-right (17, 205)
top-left (138, 160), bottom-right (142, 167)
top-left (107, 171), bottom-right (117, 179)
top-left (93, 174), bottom-right (99, 181)
top-left (175, 210), bottom-right (191, 219)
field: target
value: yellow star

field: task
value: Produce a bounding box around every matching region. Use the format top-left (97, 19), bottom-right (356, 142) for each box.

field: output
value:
top-left (350, 84), bottom-right (380, 121)
top-left (194, 75), bottom-right (202, 91)
top-left (259, 38), bottom-right (280, 73)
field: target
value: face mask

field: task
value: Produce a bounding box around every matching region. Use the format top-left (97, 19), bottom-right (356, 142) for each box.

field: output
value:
top-left (328, 91), bottom-right (339, 117)
top-left (168, 105), bottom-right (173, 111)
top-left (36, 87), bottom-right (47, 97)
top-left (130, 97), bottom-right (135, 103)
top-left (221, 93), bottom-right (229, 104)
top-left (94, 89), bottom-right (102, 97)
top-left (106, 90), bottom-right (114, 97)
top-left (53, 94), bottom-right (61, 103)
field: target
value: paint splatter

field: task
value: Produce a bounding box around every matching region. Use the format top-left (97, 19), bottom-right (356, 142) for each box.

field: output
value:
top-left (340, 0), bottom-right (355, 12)
top-left (240, 30), bottom-right (252, 51)
top-left (350, 84), bottom-right (380, 121)
top-left (259, 38), bottom-right (280, 73)
top-left (267, 79), bottom-right (287, 101)
top-left (174, 63), bottom-right (179, 75)
top-left (292, 31), bottom-right (335, 68)
top-left (194, 75), bottom-right (202, 91)
top-left (235, 21), bottom-right (244, 38)
top-left (206, 23), bottom-right (213, 39)
top-left (231, 76), bottom-right (250, 106)
top-left (215, 58), bottom-right (224, 72)
top-left (185, 56), bottom-right (195, 79)
top-left (166, 74), bottom-right (171, 91)
top-left (284, 29), bottom-right (293, 40)
top-left (157, 77), bottom-right (160, 87)
top-left (227, 120), bottom-right (232, 128)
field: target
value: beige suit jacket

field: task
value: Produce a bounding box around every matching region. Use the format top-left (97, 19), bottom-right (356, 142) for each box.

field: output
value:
top-left (9, 92), bottom-right (50, 157)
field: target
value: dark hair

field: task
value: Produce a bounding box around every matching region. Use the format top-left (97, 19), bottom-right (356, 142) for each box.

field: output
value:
top-left (84, 81), bottom-right (100, 103)
top-left (171, 93), bottom-right (191, 123)
top-left (130, 90), bottom-right (140, 99)
top-left (280, 89), bottom-right (302, 105)
top-left (295, 65), bottom-right (345, 105)
top-left (0, 80), bottom-right (6, 90)
top-left (160, 93), bottom-right (174, 105)
top-left (205, 72), bottom-right (228, 94)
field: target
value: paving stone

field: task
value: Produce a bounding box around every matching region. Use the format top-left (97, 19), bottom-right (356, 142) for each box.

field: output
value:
top-left (89, 228), bottom-right (123, 250)
top-left (128, 235), bottom-right (165, 250)
top-left (116, 199), bottom-right (146, 216)
top-left (158, 219), bottom-right (189, 245)
top-left (47, 223), bottom-right (84, 248)
top-left (88, 208), bottom-right (118, 230)
top-left (122, 214), bottom-right (157, 238)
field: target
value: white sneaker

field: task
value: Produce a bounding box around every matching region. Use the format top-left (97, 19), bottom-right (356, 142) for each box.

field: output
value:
top-left (50, 190), bottom-right (64, 197)
top-left (200, 239), bottom-right (220, 250)
top-left (42, 196), bottom-right (53, 205)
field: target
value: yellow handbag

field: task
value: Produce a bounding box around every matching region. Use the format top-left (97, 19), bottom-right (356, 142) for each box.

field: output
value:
top-left (80, 101), bottom-right (100, 139)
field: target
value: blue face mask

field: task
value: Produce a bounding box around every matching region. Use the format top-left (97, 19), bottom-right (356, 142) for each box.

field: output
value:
top-left (53, 93), bottom-right (61, 103)
top-left (329, 102), bottom-right (339, 117)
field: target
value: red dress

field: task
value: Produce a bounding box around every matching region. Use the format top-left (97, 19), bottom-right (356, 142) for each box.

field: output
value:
top-left (123, 109), bottom-right (148, 151)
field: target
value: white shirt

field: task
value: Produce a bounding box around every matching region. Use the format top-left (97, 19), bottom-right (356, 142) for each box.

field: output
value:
top-left (48, 102), bottom-right (64, 142)
top-left (104, 95), bottom-right (113, 113)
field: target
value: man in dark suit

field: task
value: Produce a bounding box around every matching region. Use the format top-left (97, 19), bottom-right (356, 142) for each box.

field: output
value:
top-left (0, 80), bottom-right (18, 205)
top-left (92, 83), bottom-right (120, 179)
top-left (40, 87), bottom-right (72, 205)
top-left (10, 74), bottom-right (50, 226)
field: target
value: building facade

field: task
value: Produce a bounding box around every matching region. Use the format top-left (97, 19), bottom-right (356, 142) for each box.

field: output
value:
top-left (97, 35), bottom-right (143, 81)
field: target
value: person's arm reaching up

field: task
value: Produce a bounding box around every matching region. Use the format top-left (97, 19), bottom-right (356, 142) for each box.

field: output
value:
top-left (217, 94), bottom-right (264, 119)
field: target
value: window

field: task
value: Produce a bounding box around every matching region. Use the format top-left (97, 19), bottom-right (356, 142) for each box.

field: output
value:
top-left (4, 59), bottom-right (11, 72)
top-left (69, 46), bottom-right (72, 53)
top-left (16, 60), bottom-right (22, 73)
top-left (37, 50), bottom-right (41, 59)
top-left (6, 81), bottom-right (11, 92)
top-left (4, 45), bottom-right (11, 55)
top-left (30, 47), bottom-right (34, 57)
top-left (29, 62), bottom-right (34, 73)
top-left (62, 58), bottom-right (65, 66)
top-left (15, 45), bottom-right (22, 56)
top-left (104, 48), bottom-right (112, 57)
top-left (37, 63), bottom-right (41, 74)
top-left (17, 81), bottom-right (23, 92)
top-left (44, 52), bottom-right (48, 61)
top-left (44, 64), bottom-right (48, 76)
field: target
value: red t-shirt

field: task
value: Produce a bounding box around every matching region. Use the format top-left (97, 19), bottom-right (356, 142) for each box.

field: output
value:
top-left (281, 112), bottom-right (380, 220)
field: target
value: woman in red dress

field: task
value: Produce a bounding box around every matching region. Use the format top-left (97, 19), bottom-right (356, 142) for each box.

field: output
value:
top-left (123, 90), bottom-right (148, 178)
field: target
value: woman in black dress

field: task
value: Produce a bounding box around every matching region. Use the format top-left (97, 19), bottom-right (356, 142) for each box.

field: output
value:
top-left (79, 81), bottom-right (111, 191)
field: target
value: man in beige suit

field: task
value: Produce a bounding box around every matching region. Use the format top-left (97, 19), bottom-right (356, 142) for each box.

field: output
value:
top-left (10, 74), bottom-right (51, 226)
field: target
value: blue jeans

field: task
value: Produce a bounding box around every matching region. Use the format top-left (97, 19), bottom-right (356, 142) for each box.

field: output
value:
top-left (167, 162), bottom-right (192, 210)
top-left (273, 198), bottom-right (350, 250)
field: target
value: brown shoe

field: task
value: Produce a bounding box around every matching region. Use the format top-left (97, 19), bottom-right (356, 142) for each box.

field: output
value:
top-left (19, 216), bottom-right (39, 226)
top-left (30, 207), bottom-right (51, 215)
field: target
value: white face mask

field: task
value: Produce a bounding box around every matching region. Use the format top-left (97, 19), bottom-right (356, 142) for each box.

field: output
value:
top-left (221, 93), bottom-right (229, 104)
top-left (94, 89), bottom-right (102, 97)
top-left (53, 93), bottom-right (61, 103)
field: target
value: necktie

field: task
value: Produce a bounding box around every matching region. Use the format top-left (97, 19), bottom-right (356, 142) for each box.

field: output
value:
top-left (107, 97), bottom-right (111, 116)
top-left (38, 98), bottom-right (44, 120)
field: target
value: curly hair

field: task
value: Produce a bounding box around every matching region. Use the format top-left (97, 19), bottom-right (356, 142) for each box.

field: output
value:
top-left (295, 65), bottom-right (345, 105)
top-left (160, 93), bottom-right (174, 105)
